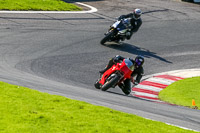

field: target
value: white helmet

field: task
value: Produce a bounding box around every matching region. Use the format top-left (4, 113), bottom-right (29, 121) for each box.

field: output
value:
top-left (133, 8), bottom-right (142, 19)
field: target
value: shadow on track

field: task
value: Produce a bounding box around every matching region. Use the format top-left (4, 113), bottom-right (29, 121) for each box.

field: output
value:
top-left (102, 43), bottom-right (172, 63)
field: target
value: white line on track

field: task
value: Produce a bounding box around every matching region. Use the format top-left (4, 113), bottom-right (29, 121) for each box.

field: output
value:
top-left (0, 2), bottom-right (98, 14)
top-left (134, 91), bottom-right (158, 98)
top-left (144, 117), bottom-right (199, 132)
top-left (134, 84), bottom-right (163, 92)
top-left (146, 77), bottom-right (175, 85)
top-left (165, 123), bottom-right (200, 132)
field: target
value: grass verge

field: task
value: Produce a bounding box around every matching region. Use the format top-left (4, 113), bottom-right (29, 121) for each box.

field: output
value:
top-left (0, 81), bottom-right (198, 133)
top-left (159, 76), bottom-right (200, 109)
top-left (0, 0), bottom-right (82, 11)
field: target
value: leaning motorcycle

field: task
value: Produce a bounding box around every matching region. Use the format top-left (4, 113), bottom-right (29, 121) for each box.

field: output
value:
top-left (100, 18), bottom-right (132, 45)
top-left (94, 59), bottom-right (134, 91)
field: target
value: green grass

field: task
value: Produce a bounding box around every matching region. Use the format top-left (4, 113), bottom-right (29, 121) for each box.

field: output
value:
top-left (0, 0), bottom-right (82, 11)
top-left (159, 76), bottom-right (200, 109)
top-left (0, 81), bottom-right (198, 133)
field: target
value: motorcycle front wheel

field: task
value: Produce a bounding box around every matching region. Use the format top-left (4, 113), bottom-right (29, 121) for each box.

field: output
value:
top-left (100, 31), bottom-right (114, 45)
top-left (94, 79), bottom-right (101, 89)
top-left (101, 74), bottom-right (121, 91)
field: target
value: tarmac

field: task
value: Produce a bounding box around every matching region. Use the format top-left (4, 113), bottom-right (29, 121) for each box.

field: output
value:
top-left (131, 69), bottom-right (200, 101)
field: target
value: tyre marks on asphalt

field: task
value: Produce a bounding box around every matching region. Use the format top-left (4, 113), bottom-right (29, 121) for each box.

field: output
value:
top-left (132, 75), bottom-right (184, 101)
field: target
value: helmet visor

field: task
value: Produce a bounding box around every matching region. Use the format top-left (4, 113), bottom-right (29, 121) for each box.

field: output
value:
top-left (135, 14), bottom-right (141, 19)
top-left (135, 58), bottom-right (144, 66)
top-left (135, 59), bottom-right (141, 66)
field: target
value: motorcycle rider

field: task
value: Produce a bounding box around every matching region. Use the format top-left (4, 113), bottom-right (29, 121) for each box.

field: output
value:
top-left (117, 8), bottom-right (142, 41)
top-left (99, 55), bottom-right (144, 95)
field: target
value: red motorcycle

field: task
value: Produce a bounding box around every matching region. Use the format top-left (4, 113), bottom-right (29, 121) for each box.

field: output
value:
top-left (94, 59), bottom-right (135, 91)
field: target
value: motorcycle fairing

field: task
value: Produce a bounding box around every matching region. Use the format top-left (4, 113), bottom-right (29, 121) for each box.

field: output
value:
top-left (99, 64), bottom-right (120, 85)
top-left (112, 20), bottom-right (120, 28)
top-left (111, 19), bottom-right (131, 36)
top-left (99, 59), bottom-right (134, 85)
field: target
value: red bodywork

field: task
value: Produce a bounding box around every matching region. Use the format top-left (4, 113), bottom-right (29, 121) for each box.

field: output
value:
top-left (99, 59), bottom-right (133, 86)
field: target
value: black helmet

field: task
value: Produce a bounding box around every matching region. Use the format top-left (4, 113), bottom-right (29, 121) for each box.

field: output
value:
top-left (133, 8), bottom-right (142, 19)
top-left (135, 55), bottom-right (144, 67)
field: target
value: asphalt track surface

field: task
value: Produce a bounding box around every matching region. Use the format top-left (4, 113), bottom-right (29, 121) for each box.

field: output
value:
top-left (0, 0), bottom-right (200, 131)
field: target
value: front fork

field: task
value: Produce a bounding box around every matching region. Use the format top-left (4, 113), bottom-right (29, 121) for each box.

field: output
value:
top-left (105, 28), bottom-right (116, 35)
top-left (110, 72), bottom-right (123, 88)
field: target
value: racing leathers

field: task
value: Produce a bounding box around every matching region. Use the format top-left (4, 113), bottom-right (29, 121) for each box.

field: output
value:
top-left (118, 13), bottom-right (142, 40)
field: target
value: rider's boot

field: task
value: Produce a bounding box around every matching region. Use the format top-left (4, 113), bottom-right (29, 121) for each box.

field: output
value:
top-left (114, 37), bottom-right (121, 43)
top-left (99, 66), bottom-right (110, 74)
top-left (114, 39), bottom-right (120, 43)
top-left (99, 68), bottom-right (108, 74)
top-left (99, 59), bottom-right (114, 74)
top-left (120, 36), bottom-right (125, 41)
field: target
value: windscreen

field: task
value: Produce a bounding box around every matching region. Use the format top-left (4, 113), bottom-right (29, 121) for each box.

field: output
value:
top-left (124, 59), bottom-right (134, 71)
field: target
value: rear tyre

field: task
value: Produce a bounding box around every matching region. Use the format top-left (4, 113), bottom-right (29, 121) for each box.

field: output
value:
top-left (100, 31), bottom-right (113, 45)
top-left (101, 74), bottom-right (120, 91)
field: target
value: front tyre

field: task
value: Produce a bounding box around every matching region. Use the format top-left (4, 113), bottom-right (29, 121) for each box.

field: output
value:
top-left (101, 74), bottom-right (120, 91)
top-left (94, 79), bottom-right (101, 89)
top-left (100, 31), bottom-right (114, 45)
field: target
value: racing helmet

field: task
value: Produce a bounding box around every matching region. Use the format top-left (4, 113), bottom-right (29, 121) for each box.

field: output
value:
top-left (135, 55), bottom-right (144, 67)
top-left (133, 8), bottom-right (142, 19)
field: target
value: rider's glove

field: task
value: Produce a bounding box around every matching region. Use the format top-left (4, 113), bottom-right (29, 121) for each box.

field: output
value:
top-left (134, 81), bottom-right (139, 85)
top-left (113, 58), bottom-right (118, 64)
top-left (118, 16), bottom-right (124, 21)
top-left (113, 55), bottom-right (120, 63)
top-left (130, 77), bottom-right (134, 83)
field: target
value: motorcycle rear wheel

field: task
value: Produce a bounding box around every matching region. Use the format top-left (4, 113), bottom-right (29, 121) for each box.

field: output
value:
top-left (101, 74), bottom-right (120, 91)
